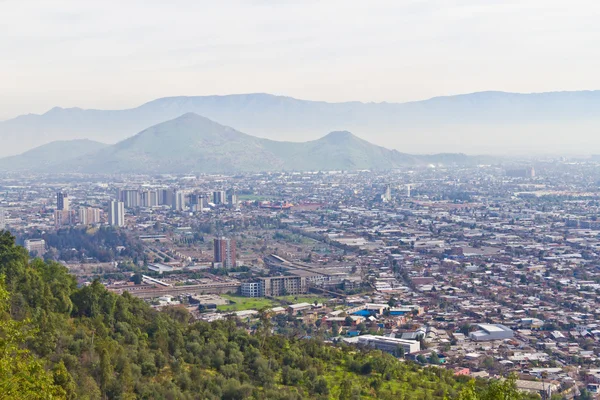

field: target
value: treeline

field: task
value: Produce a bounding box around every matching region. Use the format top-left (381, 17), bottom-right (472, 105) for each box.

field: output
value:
top-left (0, 230), bottom-right (530, 399)
top-left (21, 226), bottom-right (145, 263)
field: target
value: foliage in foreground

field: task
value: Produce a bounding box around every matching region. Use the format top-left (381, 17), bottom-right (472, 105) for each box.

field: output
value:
top-left (0, 230), bottom-right (530, 399)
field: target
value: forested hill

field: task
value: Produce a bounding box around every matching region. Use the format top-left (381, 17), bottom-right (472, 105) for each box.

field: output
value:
top-left (0, 231), bottom-right (525, 399)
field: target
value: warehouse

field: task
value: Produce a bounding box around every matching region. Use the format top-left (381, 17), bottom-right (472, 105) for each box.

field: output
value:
top-left (469, 324), bottom-right (514, 341)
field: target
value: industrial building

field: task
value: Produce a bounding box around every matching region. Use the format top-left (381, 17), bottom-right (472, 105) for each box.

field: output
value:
top-left (469, 324), bottom-right (514, 341)
top-left (358, 334), bottom-right (421, 355)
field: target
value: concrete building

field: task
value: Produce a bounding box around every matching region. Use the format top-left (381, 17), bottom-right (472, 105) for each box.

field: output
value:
top-left (258, 275), bottom-right (308, 297)
top-left (54, 209), bottom-right (74, 228)
top-left (172, 190), bottom-right (187, 211)
top-left (118, 189), bottom-right (140, 208)
top-left (24, 239), bottom-right (46, 257)
top-left (214, 237), bottom-right (236, 268)
top-left (358, 334), bottom-right (421, 355)
top-left (108, 201), bottom-right (125, 227)
top-left (0, 207), bottom-right (5, 230)
top-left (56, 191), bottom-right (69, 211)
top-left (140, 190), bottom-right (159, 207)
top-left (240, 282), bottom-right (261, 297)
top-left (470, 324), bottom-right (514, 341)
top-left (79, 207), bottom-right (101, 225)
top-left (212, 190), bottom-right (226, 205)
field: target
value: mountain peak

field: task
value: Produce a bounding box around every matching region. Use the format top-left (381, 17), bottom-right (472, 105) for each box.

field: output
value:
top-left (320, 131), bottom-right (357, 143)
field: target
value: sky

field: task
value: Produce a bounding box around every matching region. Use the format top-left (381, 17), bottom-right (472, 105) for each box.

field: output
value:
top-left (1, 0), bottom-right (600, 120)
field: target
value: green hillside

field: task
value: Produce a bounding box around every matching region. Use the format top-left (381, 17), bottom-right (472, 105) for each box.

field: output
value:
top-left (51, 113), bottom-right (477, 174)
top-left (0, 230), bottom-right (527, 399)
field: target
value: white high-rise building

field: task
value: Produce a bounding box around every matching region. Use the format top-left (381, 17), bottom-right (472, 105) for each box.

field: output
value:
top-left (173, 190), bottom-right (186, 211)
top-left (108, 201), bottom-right (125, 227)
top-left (0, 207), bottom-right (5, 230)
top-left (79, 207), bottom-right (101, 225)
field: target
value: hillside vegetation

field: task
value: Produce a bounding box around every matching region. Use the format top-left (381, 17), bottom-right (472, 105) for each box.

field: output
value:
top-left (0, 231), bottom-right (527, 399)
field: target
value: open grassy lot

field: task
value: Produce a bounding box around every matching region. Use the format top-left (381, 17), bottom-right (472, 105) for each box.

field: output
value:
top-left (217, 294), bottom-right (277, 311)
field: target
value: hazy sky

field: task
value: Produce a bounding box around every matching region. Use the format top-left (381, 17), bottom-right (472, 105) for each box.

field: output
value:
top-left (1, 0), bottom-right (600, 120)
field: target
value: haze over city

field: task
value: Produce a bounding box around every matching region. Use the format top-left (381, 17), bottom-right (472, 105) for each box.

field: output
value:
top-left (2, 0), bottom-right (600, 119)
top-left (3, 2), bottom-right (600, 398)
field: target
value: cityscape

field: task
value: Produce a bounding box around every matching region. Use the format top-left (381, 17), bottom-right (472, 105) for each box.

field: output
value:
top-left (2, 1), bottom-right (600, 398)
top-left (2, 159), bottom-right (600, 397)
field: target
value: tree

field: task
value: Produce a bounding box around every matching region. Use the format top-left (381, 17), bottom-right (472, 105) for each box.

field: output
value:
top-left (396, 345), bottom-right (405, 358)
top-left (0, 276), bottom-right (65, 398)
top-left (130, 273), bottom-right (143, 285)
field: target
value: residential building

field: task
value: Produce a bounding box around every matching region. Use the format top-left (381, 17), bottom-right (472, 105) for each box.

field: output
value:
top-left (56, 191), bottom-right (69, 211)
top-left (214, 237), bottom-right (236, 268)
top-left (55, 209), bottom-right (74, 228)
top-left (258, 275), bottom-right (308, 297)
top-left (240, 282), bottom-right (261, 297)
top-left (79, 207), bottom-right (101, 225)
top-left (212, 190), bottom-right (226, 205)
top-left (118, 189), bottom-right (140, 208)
top-left (108, 201), bottom-right (125, 227)
top-left (24, 239), bottom-right (46, 257)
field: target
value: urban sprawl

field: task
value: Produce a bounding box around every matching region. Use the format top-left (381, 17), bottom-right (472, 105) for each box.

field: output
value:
top-left (5, 162), bottom-right (600, 398)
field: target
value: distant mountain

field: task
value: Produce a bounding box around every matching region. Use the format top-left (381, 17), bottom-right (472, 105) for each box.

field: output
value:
top-left (0, 139), bottom-right (108, 171)
top-left (2, 90), bottom-right (600, 157)
top-left (53, 113), bottom-right (477, 174)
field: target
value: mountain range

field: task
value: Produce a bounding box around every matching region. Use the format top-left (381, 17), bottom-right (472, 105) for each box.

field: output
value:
top-left (0, 139), bottom-right (107, 171)
top-left (0, 113), bottom-right (480, 174)
top-left (1, 90), bottom-right (600, 157)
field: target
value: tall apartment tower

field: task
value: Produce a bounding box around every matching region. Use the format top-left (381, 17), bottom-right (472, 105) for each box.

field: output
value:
top-left (172, 190), bottom-right (187, 211)
top-left (117, 189), bottom-right (140, 208)
top-left (57, 191), bottom-right (69, 211)
top-left (0, 207), bottom-right (5, 230)
top-left (213, 237), bottom-right (236, 268)
top-left (212, 190), bottom-right (226, 205)
top-left (79, 207), bottom-right (101, 225)
top-left (108, 201), bottom-right (125, 227)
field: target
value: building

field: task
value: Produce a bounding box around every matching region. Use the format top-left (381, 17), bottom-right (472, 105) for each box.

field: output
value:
top-left (382, 184), bottom-right (392, 202)
top-left (108, 201), bottom-right (125, 227)
top-left (506, 167), bottom-right (535, 178)
top-left (159, 189), bottom-right (174, 207)
top-left (469, 324), bottom-right (514, 341)
top-left (117, 189), bottom-right (140, 208)
top-left (24, 239), bottom-right (46, 257)
top-left (258, 275), bottom-right (308, 297)
top-left (173, 190), bottom-right (187, 211)
top-left (240, 282), bottom-right (261, 297)
top-left (212, 190), bottom-right (226, 205)
top-left (0, 207), bottom-right (5, 230)
top-left (140, 190), bottom-right (159, 207)
top-left (79, 207), bottom-right (101, 225)
top-left (358, 334), bottom-right (421, 355)
top-left (214, 237), bottom-right (236, 268)
top-left (227, 189), bottom-right (237, 206)
top-left (54, 209), bottom-right (74, 228)
top-left (56, 191), bottom-right (69, 211)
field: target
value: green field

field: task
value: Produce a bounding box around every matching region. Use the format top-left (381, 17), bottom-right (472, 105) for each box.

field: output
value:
top-left (216, 294), bottom-right (276, 311)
